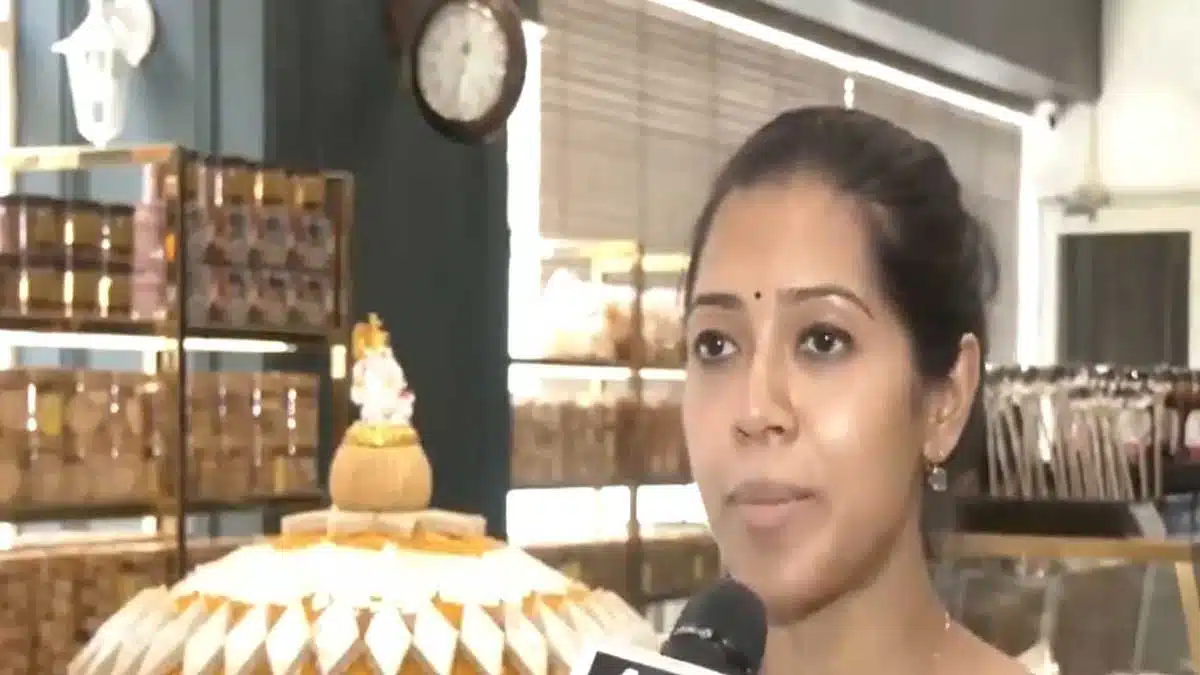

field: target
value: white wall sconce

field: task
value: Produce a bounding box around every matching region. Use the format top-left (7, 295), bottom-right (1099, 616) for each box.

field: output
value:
top-left (52, 0), bottom-right (156, 148)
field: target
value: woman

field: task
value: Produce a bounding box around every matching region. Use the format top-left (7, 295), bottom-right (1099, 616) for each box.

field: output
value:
top-left (682, 107), bottom-right (1024, 675)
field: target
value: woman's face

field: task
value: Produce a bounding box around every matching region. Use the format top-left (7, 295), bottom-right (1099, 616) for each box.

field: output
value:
top-left (683, 176), bottom-right (964, 621)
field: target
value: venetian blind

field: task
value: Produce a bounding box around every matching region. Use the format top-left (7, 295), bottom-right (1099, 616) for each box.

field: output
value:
top-left (851, 76), bottom-right (1024, 362)
top-left (540, 0), bottom-right (843, 252)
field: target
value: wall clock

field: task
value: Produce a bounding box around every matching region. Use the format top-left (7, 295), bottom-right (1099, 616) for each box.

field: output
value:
top-left (402, 0), bottom-right (528, 144)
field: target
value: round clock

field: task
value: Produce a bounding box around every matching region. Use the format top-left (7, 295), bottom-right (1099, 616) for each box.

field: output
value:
top-left (409, 0), bottom-right (527, 143)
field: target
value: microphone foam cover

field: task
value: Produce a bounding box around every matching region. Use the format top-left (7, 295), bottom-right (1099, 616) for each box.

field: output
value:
top-left (663, 579), bottom-right (767, 675)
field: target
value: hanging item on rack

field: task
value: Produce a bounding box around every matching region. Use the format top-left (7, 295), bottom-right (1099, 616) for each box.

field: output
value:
top-left (385, 0), bottom-right (528, 143)
top-left (983, 364), bottom-right (1173, 502)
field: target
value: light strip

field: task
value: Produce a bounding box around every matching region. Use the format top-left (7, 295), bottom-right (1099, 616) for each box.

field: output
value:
top-left (646, 0), bottom-right (1033, 128)
top-left (0, 528), bottom-right (156, 551)
top-left (0, 330), bottom-right (295, 354)
top-left (509, 361), bottom-right (685, 382)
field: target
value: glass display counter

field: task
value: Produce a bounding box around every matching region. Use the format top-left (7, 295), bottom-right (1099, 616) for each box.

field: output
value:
top-left (938, 533), bottom-right (1200, 675)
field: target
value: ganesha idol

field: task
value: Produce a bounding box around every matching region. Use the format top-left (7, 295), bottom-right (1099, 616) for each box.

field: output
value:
top-left (350, 316), bottom-right (415, 427)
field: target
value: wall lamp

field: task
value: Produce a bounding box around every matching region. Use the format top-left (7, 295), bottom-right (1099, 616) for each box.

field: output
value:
top-left (52, 0), bottom-right (156, 148)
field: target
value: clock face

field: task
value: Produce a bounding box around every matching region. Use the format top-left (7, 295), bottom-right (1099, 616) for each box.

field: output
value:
top-left (415, 0), bottom-right (511, 123)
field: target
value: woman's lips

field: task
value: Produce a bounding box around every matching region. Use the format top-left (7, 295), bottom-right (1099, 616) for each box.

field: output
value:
top-left (726, 480), bottom-right (816, 532)
top-left (731, 497), bottom-right (813, 531)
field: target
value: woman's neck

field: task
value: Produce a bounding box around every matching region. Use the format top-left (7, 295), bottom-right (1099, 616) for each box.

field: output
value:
top-left (760, 522), bottom-right (949, 675)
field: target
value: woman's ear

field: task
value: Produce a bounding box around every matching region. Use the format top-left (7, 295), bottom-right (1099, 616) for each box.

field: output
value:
top-left (922, 334), bottom-right (981, 465)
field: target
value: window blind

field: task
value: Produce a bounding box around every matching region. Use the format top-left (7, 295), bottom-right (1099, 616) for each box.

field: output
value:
top-left (852, 76), bottom-right (1023, 362)
top-left (540, 0), bottom-right (843, 252)
top-left (540, 0), bottom-right (1024, 360)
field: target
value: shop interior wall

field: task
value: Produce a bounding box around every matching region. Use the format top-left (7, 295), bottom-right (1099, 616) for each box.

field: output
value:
top-left (1032, 0), bottom-right (1200, 368)
top-left (13, 0), bottom-right (515, 537)
top-left (1040, 0), bottom-right (1200, 196)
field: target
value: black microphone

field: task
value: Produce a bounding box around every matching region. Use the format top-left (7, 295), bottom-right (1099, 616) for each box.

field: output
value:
top-left (661, 579), bottom-right (767, 675)
top-left (571, 579), bottom-right (767, 675)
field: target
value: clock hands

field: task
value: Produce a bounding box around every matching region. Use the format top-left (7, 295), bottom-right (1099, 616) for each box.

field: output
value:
top-left (455, 39), bottom-right (473, 118)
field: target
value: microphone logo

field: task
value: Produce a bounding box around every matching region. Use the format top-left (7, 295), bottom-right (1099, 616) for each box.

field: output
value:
top-left (668, 626), bottom-right (715, 642)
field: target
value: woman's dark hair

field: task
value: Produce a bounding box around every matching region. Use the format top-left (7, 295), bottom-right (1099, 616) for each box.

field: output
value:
top-left (684, 106), bottom-right (998, 538)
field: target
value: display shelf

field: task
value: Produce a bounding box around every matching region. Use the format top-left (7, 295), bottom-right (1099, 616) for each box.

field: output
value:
top-left (509, 239), bottom-right (689, 487)
top-left (0, 314), bottom-right (160, 336)
top-left (0, 492), bottom-right (327, 526)
top-left (0, 500), bottom-right (158, 524)
top-left (508, 237), bottom-right (692, 609)
top-left (163, 324), bottom-right (333, 348)
top-left (509, 239), bottom-right (686, 368)
top-left (0, 143), bottom-right (180, 171)
top-left (511, 356), bottom-right (634, 368)
top-left (0, 318), bottom-right (331, 352)
top-left (0, 143), bottom-right (355, 579)
top-left (510, 357), bottom-right (684, 382)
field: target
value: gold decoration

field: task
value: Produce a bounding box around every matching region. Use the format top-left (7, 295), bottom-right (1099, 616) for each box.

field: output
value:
top-left (343, 421), bottom-right (418, 448)
top-left (352, 313), bottom-right (390, 362)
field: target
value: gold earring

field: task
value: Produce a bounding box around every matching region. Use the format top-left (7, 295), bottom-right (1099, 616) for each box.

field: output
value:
top-left (926, 459), bottom-right (948, 492)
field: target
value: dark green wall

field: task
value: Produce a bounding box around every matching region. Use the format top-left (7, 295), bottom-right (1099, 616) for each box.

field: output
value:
top-left (16, 0), bottom-right (513, 535)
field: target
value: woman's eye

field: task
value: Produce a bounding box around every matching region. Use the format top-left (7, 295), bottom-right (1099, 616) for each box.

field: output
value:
top-left (798, 326), bottom-right (852, 358)
top-left (691, 329), bottom-right (738, 362)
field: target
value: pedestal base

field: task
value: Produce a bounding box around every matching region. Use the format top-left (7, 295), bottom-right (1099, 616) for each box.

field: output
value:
top-left (280, 508), bottom-right (487, 539)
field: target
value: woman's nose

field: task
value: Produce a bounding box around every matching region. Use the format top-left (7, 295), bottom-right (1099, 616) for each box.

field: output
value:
top-left (732, 341), bottom-right (796, 444)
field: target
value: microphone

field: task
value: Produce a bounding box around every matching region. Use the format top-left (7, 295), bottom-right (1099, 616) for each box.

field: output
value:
top-left (571, 579), bottom-right (767, 675)
top-left (661, 578), bottom-right (767, 675)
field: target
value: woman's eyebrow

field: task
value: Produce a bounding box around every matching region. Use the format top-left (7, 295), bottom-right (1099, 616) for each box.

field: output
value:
top-left (690, 291), bottom-right (742, 311)
top-left (778, 284), bottom-right (874, 319)
top-left (686, 285), bottom-right (874, 319)
top-left (685, 291), bottom-right (742, 321)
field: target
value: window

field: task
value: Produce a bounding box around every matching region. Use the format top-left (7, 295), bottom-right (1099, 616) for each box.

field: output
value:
top-left (538, 0), bottom-right (843, 252)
